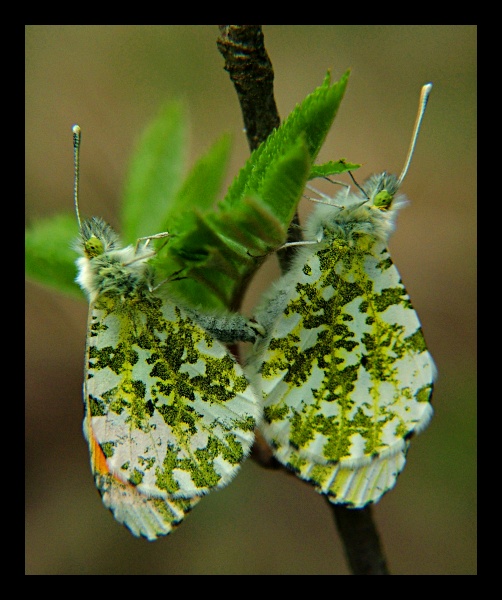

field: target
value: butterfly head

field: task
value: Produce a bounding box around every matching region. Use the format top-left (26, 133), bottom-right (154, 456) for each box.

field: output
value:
top-left (362, 172), bottom-right (400, 211)
top-left (77, 216), bottom-right (120, 258)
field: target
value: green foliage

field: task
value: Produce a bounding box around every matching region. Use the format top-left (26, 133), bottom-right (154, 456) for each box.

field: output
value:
top-left (25, 70), bottom-right (352, 310)
top-left (121, 101), bottom-right (189, 242)
top-left (158, 70), bottom-right (350, 309)
top-left (164, 136), bottom-right (314, 308)
top-left (25, 214), bottom-right (81, 298)
top-left (309, 159), bottom-right (361, 180)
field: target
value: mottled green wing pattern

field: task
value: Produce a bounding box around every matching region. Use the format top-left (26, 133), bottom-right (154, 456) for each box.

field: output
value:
top-left (81, 286), bottom-right (259, 540)
top-left (85, 291), bottom-right (259, 501)
top-left (249, 236), bottom-right (434, 507)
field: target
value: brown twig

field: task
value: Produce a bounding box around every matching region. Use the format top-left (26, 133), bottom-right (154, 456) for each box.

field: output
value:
top-left (332, 503), bottom-right (389, 575)
top-left (217, 25), bottom-right (279, 152)
top-left (216, 25), bottom-right (303, 271)
top-left (216, 24), bottom-right (389, 575)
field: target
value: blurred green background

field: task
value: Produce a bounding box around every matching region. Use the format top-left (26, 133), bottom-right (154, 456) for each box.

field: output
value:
top-left (25, 25), bottom-right (476, 575)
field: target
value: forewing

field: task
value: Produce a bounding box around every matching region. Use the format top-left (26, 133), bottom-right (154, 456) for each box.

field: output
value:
top-left (84, 291), bottom-right (259, 507)
top-left (253, 239), bottom-right (434, 504)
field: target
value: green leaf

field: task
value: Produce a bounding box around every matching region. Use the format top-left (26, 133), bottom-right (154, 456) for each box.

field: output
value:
top-left (157, 132), bottom-right (232, 239)
top-left (25, 213), bottom-right (82, 299)
top-left (309, 159), bottom-right (361, 180)
top-left (223, 70), bottom-right (350, 211)
top-left (161, 136), bottom-right (313, 309)
top-left (160, 70), bottom-right (351, 309)
top-left (121, 101), bottom-right (189, 242)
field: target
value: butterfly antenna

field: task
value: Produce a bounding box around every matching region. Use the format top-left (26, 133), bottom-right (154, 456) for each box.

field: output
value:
top-left (72, 124), bottom-right (82, 230)
top-left (397, 83), bottom-right (433, 186)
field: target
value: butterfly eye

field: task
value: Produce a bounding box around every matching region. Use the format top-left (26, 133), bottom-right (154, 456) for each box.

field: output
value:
top-left (84, 236), bottom-right (104, 258)
top-left (373, 190), bottom-right (393, 210)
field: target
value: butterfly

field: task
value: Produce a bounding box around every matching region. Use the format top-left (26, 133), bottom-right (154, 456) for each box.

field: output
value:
top-left (72, 125), bottom-right (260, 539)
top-left (248, 84), bottom-right (435, 507)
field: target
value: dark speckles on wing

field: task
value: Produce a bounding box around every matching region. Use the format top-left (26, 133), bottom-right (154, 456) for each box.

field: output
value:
top-left (86, 286), bottom-right (258, 506)
top-left (259, 232), bottom-right (434, 471)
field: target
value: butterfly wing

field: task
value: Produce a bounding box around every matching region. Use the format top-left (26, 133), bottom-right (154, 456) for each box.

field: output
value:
top-left (83, 289), bottom-right (259, 536)
top-left (85, 417), bottom-right (200, 540)
top-left (250, 238), bottom-right (434, 506)
top-left (275, 441), bottom-right (409, 507)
